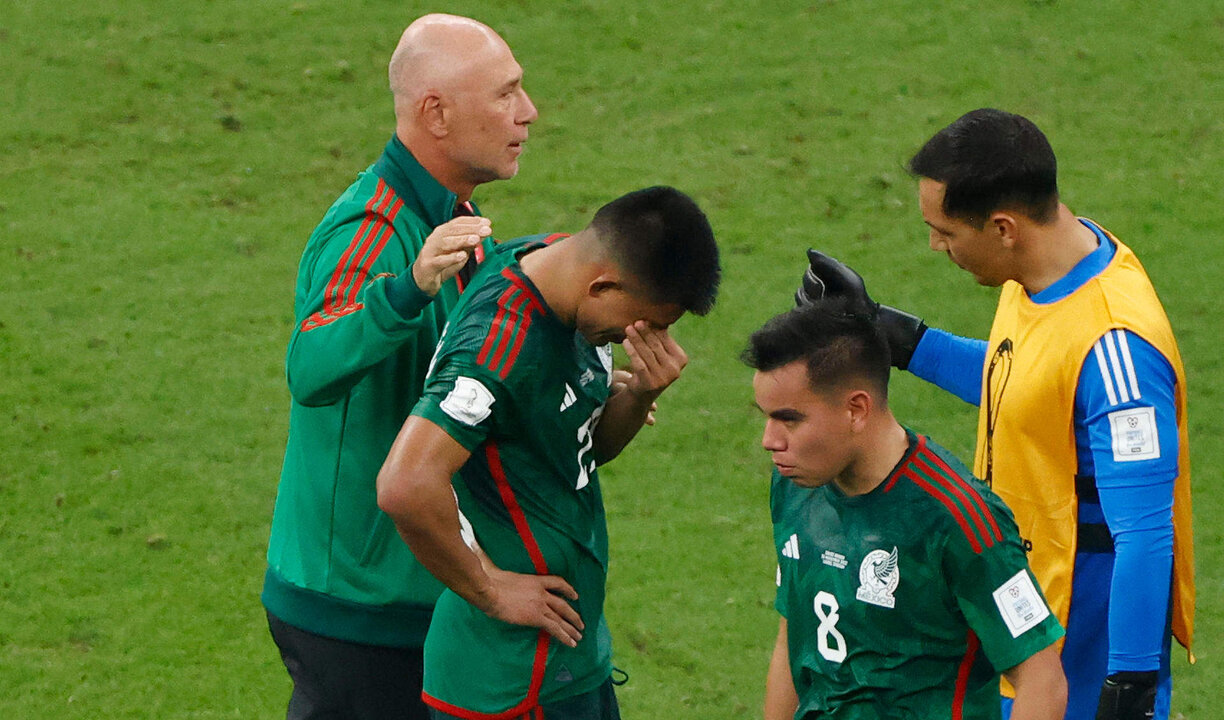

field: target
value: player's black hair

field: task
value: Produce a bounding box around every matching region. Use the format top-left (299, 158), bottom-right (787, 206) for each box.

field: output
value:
top-left (908, 108), bottom-right (1059, 227)
top-left (590, 186), bottom-right (721, 315)
top-left (742, 297), bottom-right (891, 399)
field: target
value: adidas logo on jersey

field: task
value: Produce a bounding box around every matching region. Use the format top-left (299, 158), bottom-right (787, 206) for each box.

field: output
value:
top-left (559, 383), bottom-right (577, 412)
top-left (781, 534), bottom-right (800, 560)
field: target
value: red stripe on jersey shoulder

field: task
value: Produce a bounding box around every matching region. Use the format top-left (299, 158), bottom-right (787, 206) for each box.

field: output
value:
top-left (488, 292), bottom-right (534, 377)
top-left (920, 445), bottom-right (1004, 543)
top-left (495, 270), bottom-right (546, 379)
top-left (883, 435), bottom-right (926, 492)
top-left (474, 269), bottom-right (545, 378)
top-left (541, 232), bottom-right (569, 245)
top-left (902, 468), bottom-right (983, 554)
top-left (476, 285), bottom-right (522, 367)
top-left (503, 267), bottom-right (545, 312)
top-left (952, 630), bottom-right (980, 720)
top-left (910, 453), bottom-right (997, 552)
top-left (301, 179), bottom-right (404, 331)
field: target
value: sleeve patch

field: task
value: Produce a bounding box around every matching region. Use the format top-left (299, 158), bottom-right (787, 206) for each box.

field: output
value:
top-left (1108, 406), bottom-right (1160, 462)
top-left (992, 570), bottom-right (1050, 638)
top-left (439, 376), bottom-right (495, 426)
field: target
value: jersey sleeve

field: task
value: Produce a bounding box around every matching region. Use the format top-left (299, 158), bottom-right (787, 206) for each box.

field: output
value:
top-left (907, 328), bottom-right (988, 405)
top-left (944, 498), bottom-right (1064, 672)
top-left (286, 195), bottom-right (438, 407)
top-left (1074, 329), bottom-right (1178, 672)
top-left (411, 321), bottom-right (513, 451)
top-left (1075, 329), bottom-right (1179, 486)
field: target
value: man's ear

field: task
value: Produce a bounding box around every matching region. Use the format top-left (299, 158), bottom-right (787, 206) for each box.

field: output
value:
top-left (989, 211), bottom-right (1020, 249)
top-left (846, 389), bottom-right (873, 430)
top-left (586, 274), bottom-right (621, 298)
top-left (421, 93), bottom-right (448, 138)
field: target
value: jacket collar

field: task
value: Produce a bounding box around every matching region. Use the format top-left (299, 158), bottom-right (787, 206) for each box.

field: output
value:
top-left (371, 135), bottom-right (478, 225)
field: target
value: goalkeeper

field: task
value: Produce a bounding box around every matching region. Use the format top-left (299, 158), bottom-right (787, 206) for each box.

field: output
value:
top-left (796, 109), bottom-right (1193, 720)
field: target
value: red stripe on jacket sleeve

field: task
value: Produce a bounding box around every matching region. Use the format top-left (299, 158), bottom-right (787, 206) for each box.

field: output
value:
top-left (301, 179), bottom-right (404, 331)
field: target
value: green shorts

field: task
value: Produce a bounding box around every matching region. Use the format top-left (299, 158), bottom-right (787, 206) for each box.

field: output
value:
top-left (427, 677), bottom-right (620, 720)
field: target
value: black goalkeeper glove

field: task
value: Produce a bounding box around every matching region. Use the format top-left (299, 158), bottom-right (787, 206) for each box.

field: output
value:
top-left (1095, 671), bottom-right (1158, 720)
top-left (795, 248), bottom-right (928, 370)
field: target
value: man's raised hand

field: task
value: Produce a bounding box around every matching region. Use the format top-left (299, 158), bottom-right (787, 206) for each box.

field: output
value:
top-left (412, 216), bottom-right (492, 296)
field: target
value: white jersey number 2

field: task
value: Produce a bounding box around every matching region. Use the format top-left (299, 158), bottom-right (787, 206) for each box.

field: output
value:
top-left (814, 591), bottom-right (847, 663)
top-left (574, 408), bottom-right (603, 490)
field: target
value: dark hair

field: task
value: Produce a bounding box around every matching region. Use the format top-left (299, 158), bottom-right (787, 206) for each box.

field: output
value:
top-left (908, 108), bottom-right (1059, 226)
top-left (742, 297), bottom-right (891, 399)
top-left (590, 186), bottom-right (721, 315)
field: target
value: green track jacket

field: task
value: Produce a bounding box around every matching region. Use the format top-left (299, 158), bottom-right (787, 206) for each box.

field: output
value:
top-left (262, 135), bottom-right (491, 647)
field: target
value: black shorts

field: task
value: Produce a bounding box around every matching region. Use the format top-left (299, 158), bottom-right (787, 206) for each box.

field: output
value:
top-left (267, 611), bottom-right (429, 720)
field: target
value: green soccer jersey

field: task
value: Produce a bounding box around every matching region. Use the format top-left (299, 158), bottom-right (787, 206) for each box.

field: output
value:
top-left (412, 234), bottom-right (616, 717)
top-left (772, 431), bottom-right (1063, 720)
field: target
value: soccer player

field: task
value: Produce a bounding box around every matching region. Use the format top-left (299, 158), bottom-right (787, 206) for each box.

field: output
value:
top-left (797, 109), bottom-right (1194, 720)
top-left (746, 299), bottom-right (1066, 720)
top-left (376, 186), bottom-right (721, 719)
top-left (262, 14), bottom-right (537, 720)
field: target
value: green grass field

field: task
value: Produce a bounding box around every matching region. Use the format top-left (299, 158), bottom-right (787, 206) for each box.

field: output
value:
top-left (3, 1), bottom-right (1222, 717)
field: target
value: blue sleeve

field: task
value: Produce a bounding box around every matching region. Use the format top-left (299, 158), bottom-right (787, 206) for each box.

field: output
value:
top-left (907, 327), bottom-right (988, 405)
top-left (1074, 329), bottom-right (1178, 673)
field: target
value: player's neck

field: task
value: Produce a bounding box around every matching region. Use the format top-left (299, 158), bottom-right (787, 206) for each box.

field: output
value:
top-left (518, 237), bottom-right (583, 326)
top-left (1014, 205), bottom-right (1098, 294)
top-left (832, 420), bottom-right (909, 497)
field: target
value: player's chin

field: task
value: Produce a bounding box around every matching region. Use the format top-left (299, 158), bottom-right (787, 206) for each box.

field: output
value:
top-left (779, 469), bottom-right (826, 488)
top-left (774, 464), bottom-right (802, 480)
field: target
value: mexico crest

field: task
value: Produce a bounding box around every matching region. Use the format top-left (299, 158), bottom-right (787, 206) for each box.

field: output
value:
top-left (856, 547), bottom-right (899, 609)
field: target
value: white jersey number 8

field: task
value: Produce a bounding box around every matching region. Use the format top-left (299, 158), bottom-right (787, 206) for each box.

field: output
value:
top-left (814, 591), bottom-right (847, 663)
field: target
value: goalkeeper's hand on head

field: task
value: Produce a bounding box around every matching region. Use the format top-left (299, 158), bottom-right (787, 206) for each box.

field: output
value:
top-left (795, 248), bottom-right (928, 371)
top-left (1095, 671), bottom-right (1158, 720)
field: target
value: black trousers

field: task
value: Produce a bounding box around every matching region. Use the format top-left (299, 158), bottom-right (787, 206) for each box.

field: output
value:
top-left (267, 611), bottom-right (429, 720)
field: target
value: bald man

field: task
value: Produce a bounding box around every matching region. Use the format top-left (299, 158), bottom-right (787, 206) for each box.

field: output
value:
top-left (262, 15), bottom-right (538, 720)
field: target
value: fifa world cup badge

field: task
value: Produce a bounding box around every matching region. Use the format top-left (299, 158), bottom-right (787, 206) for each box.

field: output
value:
top-left (856, 547), bottom-right (900, 609)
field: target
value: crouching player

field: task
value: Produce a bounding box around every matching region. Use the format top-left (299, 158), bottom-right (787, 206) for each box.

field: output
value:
top-left (746, 299), bottom-right (1066, 720)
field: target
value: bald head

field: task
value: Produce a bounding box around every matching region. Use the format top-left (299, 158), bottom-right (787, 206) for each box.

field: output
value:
top-left (389, 14), bottom-right (508, 114)
top-left (386, 14), bottom-right (537, 201)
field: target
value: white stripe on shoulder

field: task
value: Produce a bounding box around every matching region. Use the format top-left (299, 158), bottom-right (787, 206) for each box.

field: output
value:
top-left (1114, 330), bottom-right (1142, 400)
top-left (1103, 331), bottom-right (1131, 403)
top-left (1092, 340), bottom-right (1120, 406)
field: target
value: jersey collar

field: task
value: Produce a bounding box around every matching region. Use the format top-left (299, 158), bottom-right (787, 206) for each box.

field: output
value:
top-left (1028, 218), bottom-right (1116, 305)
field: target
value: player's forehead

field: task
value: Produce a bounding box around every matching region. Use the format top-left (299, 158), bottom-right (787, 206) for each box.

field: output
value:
top-left (753, 362), bottom-right (817, 405)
